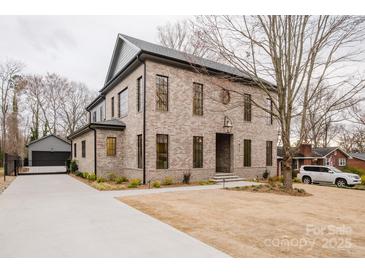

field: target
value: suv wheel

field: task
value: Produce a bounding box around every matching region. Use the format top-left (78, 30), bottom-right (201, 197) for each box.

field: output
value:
top-left (335, 178), bottom-right (347, 188)
top-left (302, 176), bottom-right (312, 184)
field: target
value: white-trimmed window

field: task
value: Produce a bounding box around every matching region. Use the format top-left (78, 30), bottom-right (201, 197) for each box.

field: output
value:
top-left (338, 158), bottom-right (346, 167)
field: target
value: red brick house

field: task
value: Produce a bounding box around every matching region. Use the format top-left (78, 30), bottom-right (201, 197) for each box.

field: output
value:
top-left (348, 153), bottom-right (365, 170)
top-left (277, 144), bottom-right (351, 176)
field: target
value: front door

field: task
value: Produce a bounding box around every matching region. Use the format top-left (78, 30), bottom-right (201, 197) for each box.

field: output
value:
top-left (216, 133), bottom-right (232, 173)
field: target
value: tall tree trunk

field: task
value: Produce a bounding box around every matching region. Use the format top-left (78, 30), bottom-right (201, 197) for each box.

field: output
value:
top-left (282, 153), bottom-right (293, 190)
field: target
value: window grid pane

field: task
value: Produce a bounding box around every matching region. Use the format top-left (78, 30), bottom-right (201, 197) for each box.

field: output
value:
top-left (119, 88), bottom-right (128, 117)
top-left (106, 137), bottom-right (116, 156)
top-left (156, 75), bottom-right (168, 111)
top-left (111, 97), bottom-right (114, 117)
top-left (156, 134), bottom-right (168, 169)
top-left (193, 83), bottom-right (203, 116)
top-left (244, 139), bottom-right (251, 167)
top-left (81, 140), bottom-right (86, 158)
top-left (266, 141), bottom-right (273, 166)
top-left (137, 77), bottom-right (142, 112)
top-left (137, 135), bottom-right (142, 168)
top-left (193, 136), bottom-right (203, 168)
top-left (244, 94), bottom-right (252, 121)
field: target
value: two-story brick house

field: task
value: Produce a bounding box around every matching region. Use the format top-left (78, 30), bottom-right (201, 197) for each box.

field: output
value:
top-left (68, 34), bottom-right (278, 183)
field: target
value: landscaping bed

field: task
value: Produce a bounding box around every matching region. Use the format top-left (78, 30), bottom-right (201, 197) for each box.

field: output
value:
top-left (0, 169), bottom-right (15, 194)
top-left (70, 172), bottom-right (216, 191)
top-left (227, 183), bottom-right (311, 196)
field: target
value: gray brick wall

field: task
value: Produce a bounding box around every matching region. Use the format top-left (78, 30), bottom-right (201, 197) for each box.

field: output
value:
top-left (73, 59), bottom-right (278, 182)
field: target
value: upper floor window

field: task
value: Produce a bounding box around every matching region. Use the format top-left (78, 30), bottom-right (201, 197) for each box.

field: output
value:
top-left (137, 77), bottom-right (142, 112)
top-left (111, 97), bottom-right (115, 117)
top-left (137, 134), bottom-right (142, 169)
top-left (266, 141), bottom-right (273, 166)
top-left (74, 143), bottom-right (77, 157)
top-left (244, 94), bottom-right (252, 122)
top-left (243, 139), bottom-right (251, 167)
top-left (92, 111), bottom-right (96, 122)
top-left (156, 75), bottom-right (168, 111)
top-left (193, 136), bottom-right (203, 168)
top-left (81, 140), bottom-right (86, 158)
top-left (118, 88), bottom-right (128, 118)
top-left (106, 137), bottom-right (116, 156)
top-left (267, 98), bottom-right (273, 125)
top-left (338, 158), bottom-right (346, 167)
top-left (193, 83), bottom-right (203, 116)
top-left (100, 105), bottom-right (103, 121)
top-left (156, 134), bottom-right (168, 169)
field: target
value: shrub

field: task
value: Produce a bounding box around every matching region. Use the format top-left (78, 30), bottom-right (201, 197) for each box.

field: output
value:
top-left (96, 177), bottom-right (106, 183)
top-left (87, 173), bottom-right (97, 181)
top-left (361, 175), bottom-right (365, 184)
top-left (152, 181), bottom-right (161, 188)
top-left (69, 160), bottom-right (78, 173)
top-left (128, 181), bottom-right (139, 188)
top-left (129, 178), bottom-right (142, 185)
top-left (262, 169), bottom-right (270, 179)
top-left (82, 172), bottom-right (89, 179)
top-left (116, 176), bottom-right (128, 184)
top-left (107, 173), bottom-right (117, 182)
top-left (182, 171), bottom-right (191, 184)
top-left (75, 171), bottom-right (83, 177)
top-left (293, 177), bottom-right (301, 183)
top-left (116, 176), bottom-right (128, 183)
top-left (341, 166), bottom-right (365, 176)
top-left (162, 176), bottom-right (174, 185)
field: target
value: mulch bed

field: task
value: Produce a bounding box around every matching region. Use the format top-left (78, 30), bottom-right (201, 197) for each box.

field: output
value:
top-left (69, 173), bottom-right (216, 191)
top-left (226, 183), bottom-right (312, 196)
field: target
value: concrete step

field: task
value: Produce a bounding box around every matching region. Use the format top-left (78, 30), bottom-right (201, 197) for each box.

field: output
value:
top-left (210, 177), bottom-right (245, 183)
top-left (212, 175), bottom-right (240, 180)
top-left (215, 173), bottom-right (234, 176)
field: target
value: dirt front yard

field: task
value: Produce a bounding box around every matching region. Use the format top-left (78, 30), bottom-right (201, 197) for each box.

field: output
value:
top-left (120, 184), bottom-right (365, 257)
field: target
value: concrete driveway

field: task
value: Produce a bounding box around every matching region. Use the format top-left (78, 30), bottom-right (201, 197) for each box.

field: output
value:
top-left (0, 174), bottom-right (227, 257)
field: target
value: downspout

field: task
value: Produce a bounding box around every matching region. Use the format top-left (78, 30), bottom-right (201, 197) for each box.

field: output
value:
top-left (90, 127), bottom-right (97, 176)
top-left (138, 54), bottom-right (147, 184)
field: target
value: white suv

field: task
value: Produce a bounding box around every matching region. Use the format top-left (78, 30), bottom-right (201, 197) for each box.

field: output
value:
top-left (298, 165), bottom-right (361, 187)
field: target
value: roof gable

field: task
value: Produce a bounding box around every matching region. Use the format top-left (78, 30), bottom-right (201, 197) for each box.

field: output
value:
top-left (27, 134), bottom-right (70, 148)
top-left (105, 35), bottom-right (141, 84)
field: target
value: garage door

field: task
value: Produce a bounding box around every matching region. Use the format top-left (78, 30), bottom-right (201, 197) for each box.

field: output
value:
top-left (32, 151), bottom-right (71, 166)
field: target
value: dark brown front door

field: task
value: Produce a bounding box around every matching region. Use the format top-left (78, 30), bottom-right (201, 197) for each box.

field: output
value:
top-left (216, 133), bottom-right (232, 173)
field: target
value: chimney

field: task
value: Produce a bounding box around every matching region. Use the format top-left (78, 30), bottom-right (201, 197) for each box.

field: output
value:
top-left (299, 143), bottom-right (312, 157)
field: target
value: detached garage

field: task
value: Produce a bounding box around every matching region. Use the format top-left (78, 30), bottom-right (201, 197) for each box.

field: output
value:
top-left (27, 134), bottom-right (71, 166)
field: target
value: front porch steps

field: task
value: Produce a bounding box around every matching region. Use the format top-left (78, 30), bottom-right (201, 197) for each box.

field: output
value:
top-left (210, 173), bottom-right (245, 183)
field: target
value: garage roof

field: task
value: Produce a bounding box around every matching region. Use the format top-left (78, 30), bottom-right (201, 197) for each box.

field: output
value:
top-left (26, 134), bottom-right (70, 147)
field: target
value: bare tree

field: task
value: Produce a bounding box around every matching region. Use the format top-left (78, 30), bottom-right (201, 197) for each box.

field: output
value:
top-left (59, 82), bottom-right (94, 135)
top-left (301, 84), bottom-right (353, 147)
top-left (193, 15), bottom-right (365, 190)
top-left (0, 61), bottom-right (24, 177)
top-left (42, 73), bottom-right (71, 135)
top-left (157, 19), bottom-right (217, 60)
top-left (338, 125), bottom-right (365, 152)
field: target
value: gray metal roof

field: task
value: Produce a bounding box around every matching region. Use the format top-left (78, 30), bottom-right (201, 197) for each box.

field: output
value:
top-left (27, 134), bottom-right (70, 147)
top-left (67, 119), bottom-right (126, 140)
top-left (91, 119), bottom-right (126, 127)
top-left (350, 153), bottom-right (365, 161)
top-left (120, 34), bottom-right (253, 79)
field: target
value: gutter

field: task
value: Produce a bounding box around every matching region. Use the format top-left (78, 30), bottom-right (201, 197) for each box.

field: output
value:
top-left (137, 54), bottom-right (147, 185)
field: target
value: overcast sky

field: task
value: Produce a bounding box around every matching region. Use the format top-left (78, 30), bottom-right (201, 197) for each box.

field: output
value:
top-left (0, 15), bottom-right (186, 91)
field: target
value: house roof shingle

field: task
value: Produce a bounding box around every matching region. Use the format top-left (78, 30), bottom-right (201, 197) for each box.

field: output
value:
top-left (350, 153), bottom-right (365, 161)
